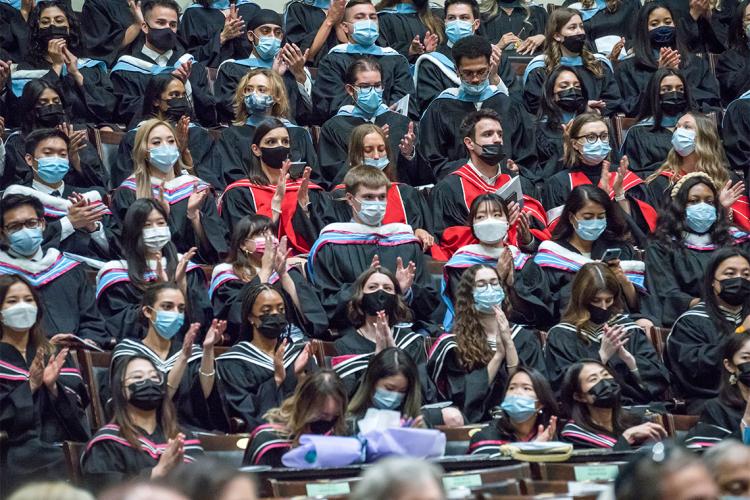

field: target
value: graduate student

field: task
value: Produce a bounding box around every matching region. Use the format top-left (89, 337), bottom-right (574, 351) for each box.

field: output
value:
top-left (0, 274), bottom-right (90, 492)
top-left (429, 109), bottom-right (546, 255)
top-left (311, 0), bottom-right (414, 122)
top-left (80, 0), bottom-right (145, 65)
top-left (81, 355), bottom-right (205, 494)
top-left (522, 7), bottom-right (621, 117)
top-left (3, 128), bottom-right (112, 259)
top-left (0, 0), bottom-right (30, 62)
top-left (284, 0), bottom-right (344, 67)
top-left (467, 367), bottom-right (558, 454)
top-left (645, 174), bottom-right (750, 327)
top-left (375, 0), bottom-right (442, 61)
top-left (213, 9), bottom-right (312, 125)
top-left (213, 69), bottom-right (318, 188)
top-left (243, 370), bottom-right (347, 467)
top-left (110, 283), bottom-right (228, 432)
top-left (621, 68), bottom-right (695, 177)
top-left (217, 284), bottom-right (314, 432)
top-left (545, 262), bottom-right (669, 404)
top-left (318, 57), bottom-right (415, 186)
top-left (559, 360), bottom-right (667, 449)
top-left (562, 0), bottom-right (639, 56)
top-left (478, 0), bottom-right (547, 55)
top-left (179, 0), bottom-right (259, 68)
top-left (666, 248), bottom-right (750, 412)
top-left (0, 194), bottom-right (109, 346)
top-left (110, 0), bottom-right (216, 128)
top-left (307, 166), bottom-right (439, 328)
top-left (614, 2), bottom-right (720, 117)
top-left (516, 185), bottom-right (645, 330)
top-left (15, 1), bottom-right (116, 126)
top-left (716, 0), bottom-right (750, 106)
top-left (96, 199), bottom-right (213, 342)
top-left (217, 118), bottom-right (327, 254)
top-left (111, 74), bottom-right (221, 189)
top-left (418, 35), bottom-right (536, 182)
top-left (413, 0), bottom-right (516, 113)
top-left (3, 80), bottom-right (106, 190)
top-left (658, 0), bottom-right (726, 54)
top-left (210, 214), bottom-right (328, 343)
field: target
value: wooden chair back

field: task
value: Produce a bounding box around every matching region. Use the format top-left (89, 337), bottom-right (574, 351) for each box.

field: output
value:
top-left (63, 441), bottom-right (87, 486)
top-left (76, 349), bottom-right (113, 430)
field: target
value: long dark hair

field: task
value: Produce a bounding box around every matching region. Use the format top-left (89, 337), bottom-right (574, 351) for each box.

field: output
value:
top-left (19, 79), bottom-right (68, 134)
top-left (728, 0), bottom-right (750, 54)
top-left (348, 347), bottom-right (422, 418)
top-left (562, 262), bottom-right (625, 342)
top-left (225, 214), bottom-right (274, 281)
top-left (347, 266), bottom-right (413, 328)
top-left (653, 175), bottom-right (733, 246)
top-left (138, 73), bottom-right (185, 123)
top-left (247, 118), bottom-right (286, 185)
top-left (0, 274), bottom-right (50, 356)
top-left (27, 0), bottom-right (82, 65)
top-left (631, 3), bottom-right (688, 70)
top-left (239, 283), bottom-right (286, 342)
top-left (718, 333), bottom-right (750, 410)
top-left (551, 185), bottom-right (628, 243)
top-left (110, 354), bottom-right (179, 450)
top-left (121, 199), bottom-right (179, 291)
top-left (466, 193), bottom-right (509, 227)
top-left (493, 367), bottom-right (558, 436)
top-left (635, 68), bottom-right (695, 130)
top-left (702, 247), bottom-right (750, 335)
top-left (539, 66), bottom-right (589, 128)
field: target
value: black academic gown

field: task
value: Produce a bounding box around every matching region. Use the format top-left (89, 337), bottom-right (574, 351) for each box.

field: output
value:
top-left (95, 259), bottom-right (213, 342)
top-left (179, 3), bottom-right (257, 68)
top-left (534, 120), bottom-right (565, 185)
top-left (80, 0), bottom-right (137, 66)
top-left (659, 0), bottom-right (727, 54)
top-left (684, 397), bottom-right (743, 448)
top-left (621, 121), bottom-right (673, 178)
top-left (468, 421), bottom-right (540, 455)
top-left (284, 1), bottom-right (339, 67)
top-left (110, 39), bottom-right (217, 127)
top-left (0, 248), bottom-right (109, 345)
top-left (242, 423), bottom-right (291, 466)
top-left (110, 339), bottom-right (229, 432)
top-left (562, 0), bottom-right (639, 48)
top-left (81, 423), bottom-right (204, 494)
top-left (716, 46), bottom-right (750, 106)
top-left (216, 340), bottom-right (313, 432)
top-left (0, 342), bottom-right (90, 491)
top-left (615, 55), bottom-right (720, 117)
top-left (724, 97), bottom-right (750, 179)
top-left (0, 3), bottom-right (29, 62)
top-left (311, 43), bottom-right (414, 123)
top-left (417, 88), bottom-right (537, 182)
top-left (109, 175), bottom-right (228, 263)
top-left (308, 222), bottom-right (440, 329)
top-left (478, 5), bottom-right (547, 47)
top-left (376, 8), bottom-right (440, 61)
top-left (545, 316), bottom-right (669, 404)
top-left (560, 420), bottom-right (633, 450)
top-left (209, 263), bottom-right (329, 343)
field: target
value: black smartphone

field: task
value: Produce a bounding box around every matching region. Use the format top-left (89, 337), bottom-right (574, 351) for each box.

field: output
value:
top-left (600, 248), bottom-right (622, 263)
top-left (288, 161), bottom-right (306, 179)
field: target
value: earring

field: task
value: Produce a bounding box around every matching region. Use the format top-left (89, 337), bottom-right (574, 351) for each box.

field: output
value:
top-left (730, 373), bottom-right (738, 385)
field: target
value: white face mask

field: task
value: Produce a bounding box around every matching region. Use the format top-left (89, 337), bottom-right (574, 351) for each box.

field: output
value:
top-left (2, 302), bottom-right (38, 331)
top-left (473, 218), bottom-right (509, 244)
top-left (142, 226), bottom-right (171, 252)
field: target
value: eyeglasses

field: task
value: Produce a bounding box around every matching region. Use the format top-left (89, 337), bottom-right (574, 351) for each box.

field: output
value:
top-left (576, 132), bottom-right (609, 144)
top-left (124, 371), bottom-right (163, 385)
top-left (5, 218), bottom-right (42, 234)
top-left (459, 68), bottom-right (490, 80)
top-left (354, 84), bottom-right (384, 92)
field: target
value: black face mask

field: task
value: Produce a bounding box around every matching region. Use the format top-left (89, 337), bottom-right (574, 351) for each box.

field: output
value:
top-left (256, 313), bottom-right (288, 339)
top-left (587, 304), bottom-right (613, 325)
top-left (147, 25), bottom-right (177, 52)
top-left (38, 26), bottom-right (70, 46)
top-left (36, 104), bottom-right (66, 127)
top-left (717, 277), bottom-right (750, 306)
top-left (260, 146), bottom-right (290, 169)
top-left (556, 87), bottom-right (586, 113)
top-left (477, 143), bottom-right (505, 165)
top-left (587, 378), bottom-right (621, 408)
top-left (361, 289), bottom-right (398, 316)
top-left (649, 25), bottom-right (676, 48)
top-left (127, 380), bottom-right (165, 411)
top-left (412, 0), bottom-right (429, 7)
top-left (308, 418), bottom-right (336, 434)
top-left (561, 33), bottom-right (586, 54)
top-left (660, 91), bottom-right (687, 116)
top-left (736, 362), bottom-right (750, 386)
top-left (164, 96), bottom-right (191, 121)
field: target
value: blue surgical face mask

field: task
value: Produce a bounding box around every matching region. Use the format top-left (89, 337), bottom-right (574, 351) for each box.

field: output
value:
top-left (500, 395), bottom-right (538, 423)
top-left (461, 78), bottom-right (489, 96)
top-left (36, 156), bottom-right (70, 184)
top-left (373, 387), bottom-right (405, 410)
top-left (364, 156), bottom-right (389, 170)
top-left (581, 140), bottom-right (611, 164)
top-left (671, 127), bottom-right (696, 157)
top-left (351, 20), bottom-right (379, 47)
top-left (685, 202), bottom-right (717, 234)
top-left (152, 309), bottom-right (184, 340)
top-left (255, 35), bottom-right (282, 60)
top-left (8, 227), bottom-right (43, 257)
top-left (574, 217), bottom-right (607, 241)
top-left (473, 284), bottom-right (505, 314)
top-left (355, 199), bottom-right (387, 226)
top-left (355, 86), bottom-right (384, 115)
top-left (244, 92), bottom-right (275, 113)
top-left (445, 20), bottom-right (474, 45)
top-left (0, 0), bottom-right (22, 10)
top-left (148, 144), bottom-right (180, 173)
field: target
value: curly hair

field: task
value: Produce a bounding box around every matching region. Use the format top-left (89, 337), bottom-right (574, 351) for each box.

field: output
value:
top-left (544, 8), bottom-right (603, 79)
top-left (27, 1), bottom-right (82, 66)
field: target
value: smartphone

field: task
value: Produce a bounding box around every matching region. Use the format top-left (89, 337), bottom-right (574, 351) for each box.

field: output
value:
top-left (600, 248), bottom-right (621, 263)
top-left (288, 161), bottom-right (306, 179)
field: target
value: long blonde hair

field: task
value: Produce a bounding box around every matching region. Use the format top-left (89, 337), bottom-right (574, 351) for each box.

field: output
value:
top-left (233, 68), bottom-right (290, 125)
top-left (479, 0), bottom-right (532, 28)
top-left (131, 118), bottom-right (193, 198)
top-left (544, 8), bottom-right (603, 78)
top-left (646, 113), bottom-right (730, 188)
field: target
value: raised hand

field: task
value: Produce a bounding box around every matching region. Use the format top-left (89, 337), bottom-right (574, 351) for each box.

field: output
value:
top-left (281, 43), bottom-right (309, 83)
top-left (489, 43), bottom-right (502, 85)
top-left (154, 251), bottom-right (169, 282)
top-left (494, 305), bottom-right (511, 342)
top-left (274, 339), bottom-right (288, 386)
top-left (297, 167), bottom-right (312, 210)
top-left (220, 4), bottom-right (244, 45)
top-left (67, 193), bottom-right (102, 231)
top-left (181, 322), bottom-right (200, 357)
top-left (128, 0), bottom-right (144, 26)
top-left (658, 47), bottom-right (680, 69)
top-left (506, 159), bottom-right (519, 174)
top-left (599, 324), bottom-right (627, 364)
top-left (171, 61), bottom-right (192, 83)
top-left (613, 155), bottom-right (629, 200)
top-left (414, 228), bottom-right (435, 251)
top-left (0, 60), bottom-right (10, 91)
top-left (395, 256), bottom-right (416, 292)
top-left (598, 160), bottom-right (611, 192)
top-left (43, 347), bottom-right (69, 394)
top-left (259, 233), bottom-right (275, 282)
top-left (152, 434), bottom-right (185, 478)
top-left (175, 116), bottom-right (190, 150)
top-left (157, 183), bottom-right (171, 218)
top-left (28, 348), bottom-right (45, 393)
top-left (203, 319), bottom-right (227, 349)
top-left (186, 183), bottom-right (208, 220)
top-left (274, 236), bottom-right (290, 277)
top-left (408, 35), bottom-right (426, 56)
top-left (719, 180), bottom-right (745, 209)
top-left (271, 160), bottom-right (291, 218)
top-left (517, 211), bottom-right (532, 247)
top-left (609, 37), bottom-right (625, 64)
top-left (48, 38), bottom-right (67, 66)
top-left (294, 343), bottom-right (311, 375)
top-left (325, 0), bottom-right (346, 25)
top-left (175, 247), bottom-right (197, 290)
top-left (370, 254), bottom-right (381, 269)
top-left (422, 31), bottom-right (438, 53)
top-left (398, 122), bottom-right (416, 158)
top-left (497, 247), bottom-right (514, 286)
top-left (373, 310), bottom-right (395, 353)
top-left (534, 416), bottom-right (558, 442)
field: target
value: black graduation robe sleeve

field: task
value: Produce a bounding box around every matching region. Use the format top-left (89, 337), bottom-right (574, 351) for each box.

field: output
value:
top-left (284, 2), bottom-right (338, 68)
top-left (242, 426), bottom-right (291, 466)
top-left (377, 13), bottom-right (429, 60)
top-left (176, 351), bottom-right (230, 433)
top-left (644, 241), bottom-right (696, 326)
top-left (188, 62), bottom-right (218, 128)
top-left (0, 4), bottom-right (29, 62)
top-left (179, 6), bottom-right (255, 68)
top-left (722, 99), bottom-right (750, 178)
top-left (621, 125), bottom-right (672, 178)
top-left (716, 47), bottom-right (750, 106)
top-left (513, 258), bottom-right (557, 329)
top-left (80, 0), bottom-right (134, 65)
top-left (513, 326), bottom-right (547, 377)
